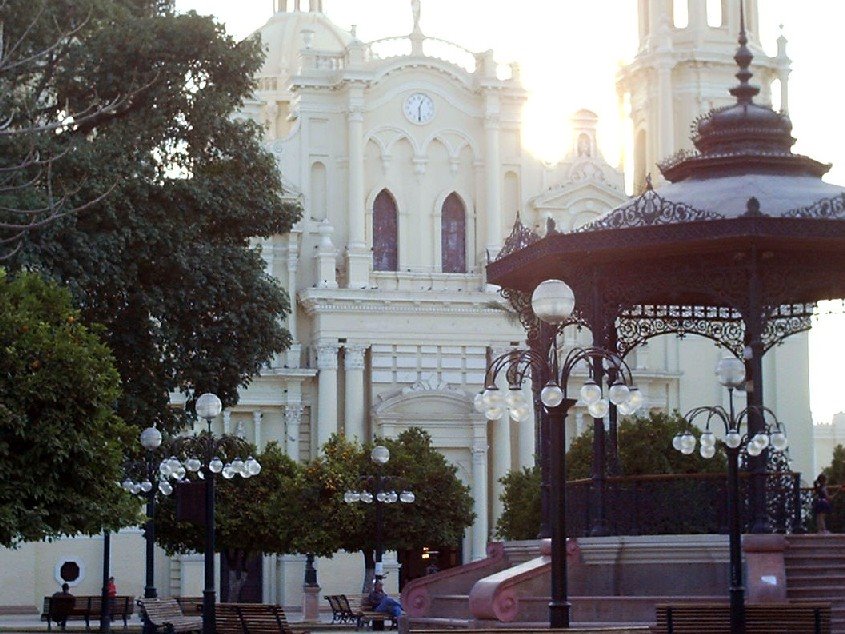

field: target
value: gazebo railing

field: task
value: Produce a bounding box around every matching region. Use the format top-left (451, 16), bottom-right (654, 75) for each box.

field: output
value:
top-left (565, 472), bottom-right (810, 537)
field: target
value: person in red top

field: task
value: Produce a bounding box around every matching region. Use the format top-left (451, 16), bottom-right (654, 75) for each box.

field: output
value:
top-left (107, 577), bottom-right (117, 598)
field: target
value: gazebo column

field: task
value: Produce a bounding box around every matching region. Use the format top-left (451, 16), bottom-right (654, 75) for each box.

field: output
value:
top-left (744, 247), bottom-right (769, 533)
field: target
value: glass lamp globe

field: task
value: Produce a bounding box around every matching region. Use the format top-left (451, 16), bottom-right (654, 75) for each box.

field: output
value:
top-left (700, 444), bottom-right (716, 459)
top-left (580, 380), bottom-right (602, 405)
top-left (485, 406), bottom-right (505, 421)
top-left (360, 492), bottom-right (374, 503)
top-left (505, 388), bottom-right (526, 409)
top-left (752, 432), bottom-right (769, 450)
top-left (715, 357), bottom-right (745, 389)
top-left (482, 387), bottom-right (503, 408)
top-left (130, 483), bottom-right (142, 495)
top-left (195, 392), bottom-right (222, 420)
top-left (588, 398), bottom-right (609, 419)
top-left (725, 431), bottom-right (742, 449)
top-left (540, 383), bottom-right (563, 408)
top-left (185, 458), bottom-right (202, 472)
top-left (387, 491), bottom-right (398, 503)
top-left (231, 458), bottom-right (245, 475)
top-left (222, 464), bottom-right (235, 479)
top-left (531, 279), bottom-right (575, 325)
top-left (371, 445), bottom-right (390, 465)
top-left (140, 426), bottom-right (162, 450)
top-left (509, 406), bottom-right (530, 422)
top-left (122, 478), bottom-right (134, 491)
top-left (140, 480), bottom-right (153, 493)
top-left (608, 381), bottom-right (630, 405)
top-left (209, 457), bottom-right (224, 473)
top-left (344, 491), bottom-right (358, 504)
top-left (680, 431), bottom-right (697, 454)
top-left (746, 441), bottom-right (762, 457)
top-left (400, 491), bottom-right (415, 503)
top-left (158, 481), bottom-right (173, 496)
top-left (700, 431), bottom-right (716, 447)
top-left (376, 492), bottom-right (387, 503)
top-left (627, 387), bottom-right (644, 411)
top-left (245, 457), bottom-right (262, 476)
top-left (159, 462), bottom-right (172, 478)
top-left (473, 392), bottom-right (486, 413)
top-left (672, 434), bottom-right (683, 451)
top-left (770, 431), bottom-right (788, 452)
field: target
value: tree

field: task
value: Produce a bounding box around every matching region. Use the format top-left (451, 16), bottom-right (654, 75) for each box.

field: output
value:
top-left (496, 411), bottom-right (728, 540)
top-left (153, 441), bottom-right (308, 601)
top-left (313, 430), bottom-right (475, 589)
top-left (821, 444), bottom-right (845, 533)
top-left (6, 0), bottom-right (301, 432)
top-left (0, 269), bottom-right (138, 546)
top-left (495, 465), bottom-right (541, 540)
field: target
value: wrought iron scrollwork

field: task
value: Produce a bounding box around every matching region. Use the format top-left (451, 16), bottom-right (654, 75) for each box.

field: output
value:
top-left (495, 212), bottom-right (540, 261)
top-left (576, 190), bottom-right (724, 232)
top-left (784, 193), bottom-right (845, 219)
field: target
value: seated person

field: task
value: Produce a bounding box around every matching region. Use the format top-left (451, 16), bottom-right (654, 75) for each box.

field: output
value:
top-left (367, 579), bottom-right (402, 618)
top-left (51, 583), bottom-right (75, 629)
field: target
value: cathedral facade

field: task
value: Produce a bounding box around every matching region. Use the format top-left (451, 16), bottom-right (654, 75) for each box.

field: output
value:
top-left (0, 0), bottom-right (814, 613)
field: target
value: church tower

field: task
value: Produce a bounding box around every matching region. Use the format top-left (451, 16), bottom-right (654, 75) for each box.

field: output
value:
top-left (617, 0), bottom-right (791, 192)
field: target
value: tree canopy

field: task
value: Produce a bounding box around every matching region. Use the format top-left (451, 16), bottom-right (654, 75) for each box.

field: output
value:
top-left (4, 0), bottom-right (301, 432)
top-left (0, 269), bottom-right (139, 546)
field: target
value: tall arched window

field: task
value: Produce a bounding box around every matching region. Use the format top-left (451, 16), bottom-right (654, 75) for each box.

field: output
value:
top-left (441, 192), bottom-right (466, 273)
top-left (373, 189), bottom-right (398, 271)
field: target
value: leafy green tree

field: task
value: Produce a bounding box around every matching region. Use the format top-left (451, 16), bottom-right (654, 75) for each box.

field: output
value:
top-left (5, 0), bottom-right (301, 432)
top-left (495, 465), bottom-right (541, 540)
top-left (0, 269), bottom-right (138, 546)
top-left (313, 430), bottom-right (475, 589)
top-left (822, 444), bottom-right (845, 532)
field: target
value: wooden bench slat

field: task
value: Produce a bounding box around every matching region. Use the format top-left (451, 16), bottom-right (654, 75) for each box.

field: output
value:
top-left (652, 602), bottom-right (831, 634)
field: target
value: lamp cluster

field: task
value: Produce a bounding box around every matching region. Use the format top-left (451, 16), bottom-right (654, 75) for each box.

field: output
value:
top-left (475, 376), bottom-right (644, 421)
top-left (344, 490), bottom-right (416, 504)
top-left (673, 423), bottom-right (788, 459)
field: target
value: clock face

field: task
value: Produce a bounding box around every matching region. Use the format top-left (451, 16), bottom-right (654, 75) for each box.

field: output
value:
top-left (403, 92), bottom-right (435, 125)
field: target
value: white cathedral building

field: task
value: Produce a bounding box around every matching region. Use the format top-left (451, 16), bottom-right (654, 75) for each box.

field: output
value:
top-left (0, 0), bottom-right (817, 614)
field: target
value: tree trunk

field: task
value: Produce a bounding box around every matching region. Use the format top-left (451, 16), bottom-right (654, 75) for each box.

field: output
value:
top-left (361, 549), bottom-right (375, 593)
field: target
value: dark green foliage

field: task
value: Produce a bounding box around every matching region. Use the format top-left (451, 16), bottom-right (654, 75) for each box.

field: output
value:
top-left (822, 444), bottom-right (845, 532)
top-left (0, 270), bottom-right (139, 546)
top-left (495, 465), bottom-right (541, 540)
top-left (4, 0), bottom-right (302, 432)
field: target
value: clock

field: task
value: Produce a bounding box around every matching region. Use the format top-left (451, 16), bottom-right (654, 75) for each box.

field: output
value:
top-left (403, 92), bottom-right (435, 125)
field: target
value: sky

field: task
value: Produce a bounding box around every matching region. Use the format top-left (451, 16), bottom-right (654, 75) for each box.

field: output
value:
top-left (173, 0), bottom-right (845, 424)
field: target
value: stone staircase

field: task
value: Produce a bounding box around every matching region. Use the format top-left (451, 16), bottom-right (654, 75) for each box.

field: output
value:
top-left (785, 534), bottom-right (845, 632)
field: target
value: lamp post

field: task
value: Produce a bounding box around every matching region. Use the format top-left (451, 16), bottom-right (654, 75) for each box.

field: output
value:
top-left (673, 356), bottom-right (789, 634)
top-left (344, 445), bottom-right (415, 582)
top-left (121, 426), bottom-right (172, 634)
top-left (476, 280), bottom-right (642, 629)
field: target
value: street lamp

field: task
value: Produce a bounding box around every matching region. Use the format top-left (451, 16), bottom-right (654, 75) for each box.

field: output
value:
top-left (672, 356), bottom-right (789, 634)
top-left (477, 279), bottom-right (642, 628)
top-left (344, 445), bottom-right (415, 580)
top-left (121, 426), bottom-right (171, 634)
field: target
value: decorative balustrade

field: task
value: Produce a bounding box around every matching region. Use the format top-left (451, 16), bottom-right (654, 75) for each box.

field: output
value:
top-left (365, 35), bottom-right (478, 73)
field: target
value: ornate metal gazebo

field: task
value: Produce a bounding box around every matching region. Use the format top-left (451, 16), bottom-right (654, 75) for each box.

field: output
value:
top-left (488, 19), bottom-right (845, 535)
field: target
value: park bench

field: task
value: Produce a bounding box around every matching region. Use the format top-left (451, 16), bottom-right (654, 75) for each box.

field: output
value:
top-left (41, 595), bottom-right (134, 630)
top-left (326, 595), bottom-right (353, 623)
top-left (652, 601), bottom-right (831, 633)
top-left (215, 602), bottom-right (300, 634)
top-left (342, 594), bottom-right (397, 630)
top-left (174, 596), bottom-right (203, 615)
top-left (138, 597), bottom-right (203, 633)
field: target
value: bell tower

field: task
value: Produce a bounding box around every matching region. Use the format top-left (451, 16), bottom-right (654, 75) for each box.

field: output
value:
top-left (618, 0), bottom-right (791, 192)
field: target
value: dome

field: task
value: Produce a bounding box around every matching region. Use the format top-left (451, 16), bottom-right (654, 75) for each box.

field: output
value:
top-left (252, 10), bottom-right (352, 82)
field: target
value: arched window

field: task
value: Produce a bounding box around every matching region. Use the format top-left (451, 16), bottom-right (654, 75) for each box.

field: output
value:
top-left (441, 193), bottom-right (466, 273)
top-left (673, 0), bottom-right (689, 28)
top-left (373, 189), bottom-right (398, 271)
top-left (706, 0), bottom-right (723, 26)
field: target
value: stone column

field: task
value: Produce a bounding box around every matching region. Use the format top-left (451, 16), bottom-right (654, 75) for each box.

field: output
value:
top-left (285, 232), bottom-right (302, 368)
top-left (316, 344), bottom-right (340, 452)
top-left (346, 88), bottom-right (370, 288)
top-left (344, 344), bottom-right (367, 441)
top-left (471, 421), bottom-right (489, 561)
top-left (284, 404), bottom-right (304, 460)
top-left (656, 59), bottom-right (674, 169)
top-left (483, 106), bottom-right (502, 259)
top-left (253, 410), bottom-right (263, 450)
top-left (489, 410), bottom-right (510, 529)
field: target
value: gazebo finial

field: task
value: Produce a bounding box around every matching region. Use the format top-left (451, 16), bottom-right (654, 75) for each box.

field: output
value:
top-left (729, 0), bottom-right (759, 106)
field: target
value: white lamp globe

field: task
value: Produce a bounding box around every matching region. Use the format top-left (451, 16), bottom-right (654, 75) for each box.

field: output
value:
top-left (140, 426), bottom-right (162, 450)
top-left (531, 279), bottom-right (575, 325)
top-left (509, 406), bottom-right (530, 422)
top-left (617, 401), bottom-right (638, 416)
top-left (344, 491), bottom-right (359, 504)
top-left (700, 444), bottom-right (716, 459)
top-left (700, 431), bottom-right (716, 447)
top-left (725, 431), bottom-right (742, 449)
top-left (400, 491), bottom-right (415, 503)
top-left (371, 445), bottom-right (390, 465)
top-left (715, 357), bottom-right (745, 389)
top-left (752, 432), bottom-right (769, 450)
top-left (158, 481), bottom-right (173, 496)
top-left (672, 433), bottom-right (683, 451)
top-left (473, 392), bottom-right (486, 413)
top-left (608, 381), bottom-right (630, 405)
top-left (482, 387), bottom-right (503, 408)
top-left (505, 388), bottom-right (526, 409)
top-left (770, 431), bottom-right (788, 452)
top-left (680, 431), bottom-right (696, 454)
top-left (485, 406), bottom-right (505, 421)
top-left (540, 383), bottom-right (563, 407)
top-left (627, 387), bottom-right (644, 411)
top-left (360, 492), bottom-right (374, 503)
top-left (195, 393), bottom-right (222, 420)
top-left (209, 457), bottom-right (224, 473)
top-left (580, 379), bottom-right (602, 405)
top-left (747, 442), bottom-right (762, 457)
top-left (588, 399), bottom-right (609, 419)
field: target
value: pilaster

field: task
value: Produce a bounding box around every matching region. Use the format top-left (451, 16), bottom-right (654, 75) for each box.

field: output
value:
top-left (343, 344), bottom-right (368, 441)
top-left (315, 344), bottom-right (340, 452)
top-left (284, 404), bottom-right (304, 460)
top-left (471, 421), bottom-right (489, 561)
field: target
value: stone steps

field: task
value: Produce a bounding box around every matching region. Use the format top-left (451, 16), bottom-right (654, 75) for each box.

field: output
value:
top-left (784, 535), bottom-right (845, 632)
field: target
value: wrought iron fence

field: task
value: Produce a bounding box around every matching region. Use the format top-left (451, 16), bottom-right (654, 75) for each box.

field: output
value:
top-left (565, 471), bottom-right (812, 537)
